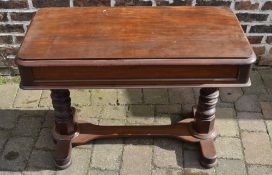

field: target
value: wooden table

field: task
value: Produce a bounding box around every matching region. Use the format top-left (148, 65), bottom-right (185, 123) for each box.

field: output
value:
top-left (16, 6), bottom-right (255, 169)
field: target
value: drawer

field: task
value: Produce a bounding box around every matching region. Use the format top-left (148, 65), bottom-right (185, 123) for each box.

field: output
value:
top-left (18, 64), bottom-right (250, 89)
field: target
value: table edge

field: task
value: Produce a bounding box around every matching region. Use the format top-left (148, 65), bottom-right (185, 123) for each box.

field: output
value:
top-left (15, 54), bottom-right (256, 67)
top-left (19, 79), bottom-right (252, 90)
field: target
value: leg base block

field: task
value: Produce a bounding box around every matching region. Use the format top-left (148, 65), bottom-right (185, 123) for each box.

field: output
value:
top-left (199, 139), bottom-right (217, 168)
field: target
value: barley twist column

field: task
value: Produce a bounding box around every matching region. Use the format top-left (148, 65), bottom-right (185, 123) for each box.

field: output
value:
top-left (191, 88), bottom-right (219, 168)
top-left (193, 88), bottom-right (219, 139)
top-left (51, 89), bottom-right (76, 169)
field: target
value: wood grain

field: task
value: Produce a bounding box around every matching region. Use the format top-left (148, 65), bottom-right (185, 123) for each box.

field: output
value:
top-left (17, 6), bottom-right (253, 60)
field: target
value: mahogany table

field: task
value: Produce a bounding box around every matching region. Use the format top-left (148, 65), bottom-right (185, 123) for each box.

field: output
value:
top-left (16, 6), bottom-right (255, 169)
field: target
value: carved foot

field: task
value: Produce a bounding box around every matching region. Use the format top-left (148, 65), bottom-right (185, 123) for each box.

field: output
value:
top-left (199, 139), bottom-right (217, 168)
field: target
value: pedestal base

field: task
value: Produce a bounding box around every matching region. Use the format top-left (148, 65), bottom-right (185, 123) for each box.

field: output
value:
top-left (52, 115), bottom-right (217, 169)
top-left (51, 88), bottom-right (218, 169)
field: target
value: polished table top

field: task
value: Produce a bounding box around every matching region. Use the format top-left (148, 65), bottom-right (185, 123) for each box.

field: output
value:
top-left (17, 6), bottom-right (253, 61)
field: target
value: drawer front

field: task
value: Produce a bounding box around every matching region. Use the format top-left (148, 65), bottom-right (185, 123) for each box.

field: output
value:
top-left (19, 65), bottom-right (249, 88)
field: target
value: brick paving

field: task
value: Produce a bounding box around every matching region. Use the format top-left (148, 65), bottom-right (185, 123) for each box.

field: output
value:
top-left (0, 67), bottom-right (272, 175)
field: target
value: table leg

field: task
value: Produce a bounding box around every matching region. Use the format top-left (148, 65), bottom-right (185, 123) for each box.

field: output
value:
top-left (51, 89), bottom-right (76, 169)
top-left (193, 88), bottom-right (219, 168)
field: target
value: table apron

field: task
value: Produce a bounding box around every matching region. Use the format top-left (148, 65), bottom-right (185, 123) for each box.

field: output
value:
top-left (18, 64), bottom-right (251, 89)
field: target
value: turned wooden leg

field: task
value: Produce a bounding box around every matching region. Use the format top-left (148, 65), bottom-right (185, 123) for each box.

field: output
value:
top-left (193, 88), bottom-right (219, 168)
top-left (51, 89), bottom-right (76, 169)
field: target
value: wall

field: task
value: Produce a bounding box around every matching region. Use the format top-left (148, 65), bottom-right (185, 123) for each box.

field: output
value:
top-left (0, 0), bottom-right (272, 75)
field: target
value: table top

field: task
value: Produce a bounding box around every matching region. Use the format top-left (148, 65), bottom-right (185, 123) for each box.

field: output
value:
top-left (17, 6), bottom-right (254, 61)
